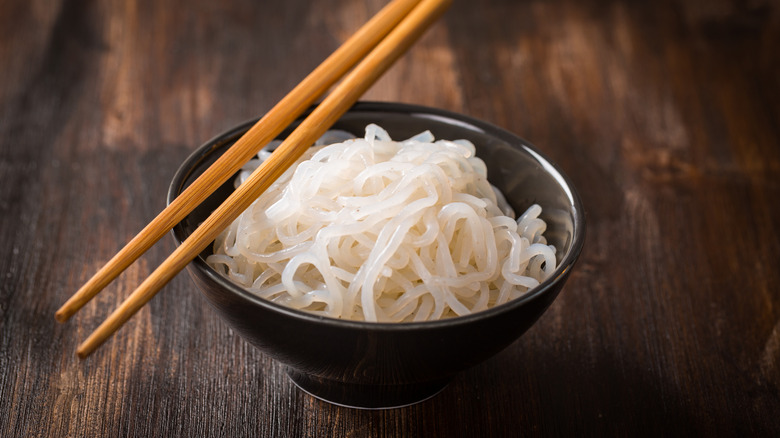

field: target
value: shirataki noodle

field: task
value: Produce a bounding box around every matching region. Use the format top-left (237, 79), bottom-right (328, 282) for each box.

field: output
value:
top-left (207, 124), bottom-right (557, 322)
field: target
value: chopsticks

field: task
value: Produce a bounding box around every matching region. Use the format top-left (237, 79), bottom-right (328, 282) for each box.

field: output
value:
top-left (65, 0), bottom-right (452, 358)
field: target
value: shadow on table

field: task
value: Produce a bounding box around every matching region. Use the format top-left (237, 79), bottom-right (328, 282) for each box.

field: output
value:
top-left (350, 345), bottom-right (707, 437)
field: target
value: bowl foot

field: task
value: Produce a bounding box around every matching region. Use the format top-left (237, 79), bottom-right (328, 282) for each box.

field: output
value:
top-left (287, 368), bottom-right (450, 409)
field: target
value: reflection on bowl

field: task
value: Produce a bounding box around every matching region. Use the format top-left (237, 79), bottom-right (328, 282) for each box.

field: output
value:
top-left (169, 101), bottom-right (585, 409)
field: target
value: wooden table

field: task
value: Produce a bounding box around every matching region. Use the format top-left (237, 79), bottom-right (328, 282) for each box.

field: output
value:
top-left (2, 0), bottom-right (778, 435)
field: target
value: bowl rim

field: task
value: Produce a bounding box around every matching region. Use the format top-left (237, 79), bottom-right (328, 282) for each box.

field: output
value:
top-left (169, 101), bottom-right (585, 332)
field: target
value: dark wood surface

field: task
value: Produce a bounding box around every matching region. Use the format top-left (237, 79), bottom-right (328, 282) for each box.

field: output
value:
top-left (2, 0), bottom-right (779, 436)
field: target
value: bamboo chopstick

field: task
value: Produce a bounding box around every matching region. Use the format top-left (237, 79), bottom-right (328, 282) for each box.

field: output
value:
top-left (75, 0), bottom-right (452, 358)
top-left (54, 0), bottom-right (423, 323)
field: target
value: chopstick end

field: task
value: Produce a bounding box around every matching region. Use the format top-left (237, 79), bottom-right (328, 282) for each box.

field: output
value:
top-left (54, 308), bottom-right (71, 323)
top-left (76, 342), bottom-right (94, 359)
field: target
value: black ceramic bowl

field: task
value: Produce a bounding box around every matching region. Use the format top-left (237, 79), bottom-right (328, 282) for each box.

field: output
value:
top-left (169, 102), bottom-right (585, 409)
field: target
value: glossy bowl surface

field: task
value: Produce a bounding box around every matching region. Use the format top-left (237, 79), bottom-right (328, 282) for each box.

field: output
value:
top-left (169, 102), bottom-right (585, 409)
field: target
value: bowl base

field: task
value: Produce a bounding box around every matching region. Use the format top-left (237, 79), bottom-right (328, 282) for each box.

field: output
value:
top-left (287, 368), bottom-right (450, 409)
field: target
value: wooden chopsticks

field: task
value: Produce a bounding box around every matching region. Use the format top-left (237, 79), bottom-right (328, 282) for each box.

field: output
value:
top-left (63, 0), bottom-right (452, 358)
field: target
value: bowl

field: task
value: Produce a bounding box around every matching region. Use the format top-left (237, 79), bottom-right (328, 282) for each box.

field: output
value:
top-left (169, 101), bottom-right (585, 409)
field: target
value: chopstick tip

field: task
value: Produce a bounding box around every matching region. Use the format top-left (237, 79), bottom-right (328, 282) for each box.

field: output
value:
top-left (54, 308), bottom-right (71, 323)
top-left (76, 342), bottom-right (94, 359)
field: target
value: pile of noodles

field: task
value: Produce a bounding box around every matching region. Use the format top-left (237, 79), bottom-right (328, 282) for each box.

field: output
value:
top-left (207, 124), bottom-right (556, 322)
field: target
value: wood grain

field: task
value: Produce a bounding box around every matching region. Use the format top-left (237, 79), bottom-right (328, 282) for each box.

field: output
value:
top-left (1, 0), bottom-right (779, 436)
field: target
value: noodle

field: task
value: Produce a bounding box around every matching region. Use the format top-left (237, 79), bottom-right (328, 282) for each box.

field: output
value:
top-left (207, 124), bottom-right (556, 322)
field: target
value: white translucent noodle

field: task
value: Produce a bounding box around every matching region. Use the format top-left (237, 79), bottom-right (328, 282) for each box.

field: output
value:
top-left (207, 124), bottom-right (557, 322)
